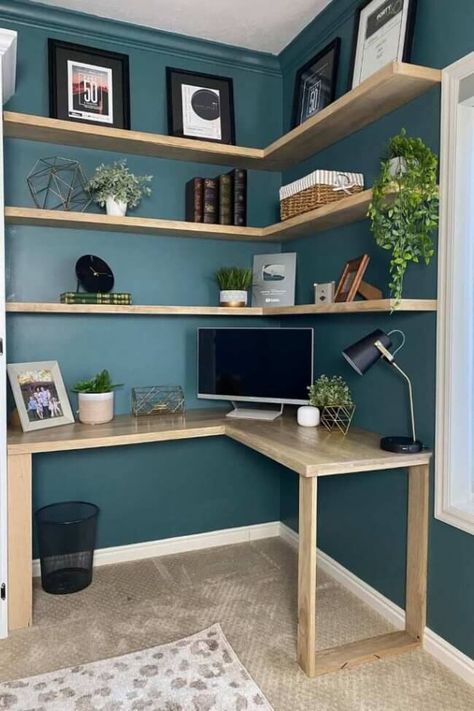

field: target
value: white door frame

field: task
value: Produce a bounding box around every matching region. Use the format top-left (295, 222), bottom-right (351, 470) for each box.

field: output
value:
top-left (0, 28), bottom-right (17, 639)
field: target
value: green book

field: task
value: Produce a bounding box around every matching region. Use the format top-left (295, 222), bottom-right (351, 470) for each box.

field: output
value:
top-left (218, 174), bottom-right (233, 225)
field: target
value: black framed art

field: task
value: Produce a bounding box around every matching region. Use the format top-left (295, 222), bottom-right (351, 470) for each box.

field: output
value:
top-left (349, 0), bottom-right (417, 89)
top-left (48, 39), bottom-right (130, 129)
top-left (291, 38), bottom-right (340, 128)
top-left (166, 67), bottom-right (235, 144)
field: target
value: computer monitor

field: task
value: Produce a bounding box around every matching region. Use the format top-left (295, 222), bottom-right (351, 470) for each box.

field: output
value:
top-left (197, 327), bottom-right (314, 420)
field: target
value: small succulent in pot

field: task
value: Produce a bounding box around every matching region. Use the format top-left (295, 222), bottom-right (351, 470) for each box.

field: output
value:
top-left (308, 375), bottom-right (354, 435)
top-left (72, 369), bottom-right (122, 425)
top-left (86, 159), bottom-right (152, 216)
top-left (215, 266), bottom-right (253, 307)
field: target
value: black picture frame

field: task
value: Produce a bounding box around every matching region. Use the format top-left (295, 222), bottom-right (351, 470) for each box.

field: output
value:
top-left (166, 67), bottom-right (235, 145)
top-left (349, 0), bottom-right (417, 89)
top-left (48, 39), bottom-right (130, 129)
top-left (291, 38), bottom-right (341, 129)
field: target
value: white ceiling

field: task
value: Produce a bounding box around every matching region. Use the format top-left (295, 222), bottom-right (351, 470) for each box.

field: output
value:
top-left (29, 0), bottom-right (333, 54)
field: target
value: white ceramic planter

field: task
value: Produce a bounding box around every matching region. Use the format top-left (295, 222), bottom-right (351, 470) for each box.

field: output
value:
top-left (297, 405), bottom-right (320, 427)
top-left (105, 197), bottom-right (128, 216)
top-left (388, 156), bottom-right (407, 178)
top-left (78, 392), bottom-right (114, 425)
top-left (219, 290), bottom-right (248, 307)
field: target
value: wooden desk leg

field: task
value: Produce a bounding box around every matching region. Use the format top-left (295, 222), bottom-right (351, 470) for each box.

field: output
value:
top-left (297, 475), bottom-right (317, 677)
top-left (7, 453), bottom-right (32, 631)
top-left (405, 463), bottom-right (429, 642)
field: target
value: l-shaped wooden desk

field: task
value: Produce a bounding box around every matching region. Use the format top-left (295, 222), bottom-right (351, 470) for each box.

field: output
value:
top-left (7, 410), bottom-right (431, 676)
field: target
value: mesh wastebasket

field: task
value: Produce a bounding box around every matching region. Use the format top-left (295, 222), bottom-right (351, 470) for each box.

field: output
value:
top-left (35, 501), bottom-right (99, 594)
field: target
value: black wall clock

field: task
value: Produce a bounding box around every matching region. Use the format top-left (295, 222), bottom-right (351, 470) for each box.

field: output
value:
top-left (75, 255), bottom-right (114, 293)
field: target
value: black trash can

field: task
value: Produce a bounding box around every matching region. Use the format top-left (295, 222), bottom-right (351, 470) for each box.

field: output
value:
top-left (35, 501), bottom-right (99, 594)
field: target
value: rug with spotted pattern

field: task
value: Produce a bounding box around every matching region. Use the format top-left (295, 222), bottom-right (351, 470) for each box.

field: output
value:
top-left (0, 624), bottom-right (273, 710)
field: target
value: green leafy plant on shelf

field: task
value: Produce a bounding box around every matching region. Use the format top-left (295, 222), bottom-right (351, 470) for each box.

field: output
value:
top-left (215, 267), bottom-right (253, 291)
top-left (72, 369), bottom-right (122, 394)
top-left (86, 159), bottom-right (152, 208)
top-left (368, 129), bottom-right (439, 304)
top-left (308, 375), bottom-right (353, 407)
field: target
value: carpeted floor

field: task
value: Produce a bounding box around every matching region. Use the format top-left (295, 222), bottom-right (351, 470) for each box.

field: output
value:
top-left (0, 538), bottom-right (472, 710)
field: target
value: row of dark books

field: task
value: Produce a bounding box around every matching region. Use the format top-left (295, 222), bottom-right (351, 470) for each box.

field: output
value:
top-left (185, 169), bottom-right (247, 226)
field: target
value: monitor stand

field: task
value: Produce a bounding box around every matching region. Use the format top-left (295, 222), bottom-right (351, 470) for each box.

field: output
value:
top-left (226, 402), bottom-right (284, 421)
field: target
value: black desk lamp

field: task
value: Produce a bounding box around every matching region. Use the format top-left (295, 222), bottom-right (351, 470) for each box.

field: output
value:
top-left (342, 329), bottom-right (423, 454)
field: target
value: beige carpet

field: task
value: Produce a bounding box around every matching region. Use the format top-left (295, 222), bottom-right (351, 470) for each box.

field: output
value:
top-left (0, 538), bottom-right (472, 710)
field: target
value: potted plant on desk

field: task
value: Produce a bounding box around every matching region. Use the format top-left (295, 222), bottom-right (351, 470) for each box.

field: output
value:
top-left (308, 375), bottom-right (355, 435)
top-left (86, 159), bottom-right (152, 216)
top-left (215, 266), bottom-right (253, 307)
top-left (72, 369), bottom-right (122, 425)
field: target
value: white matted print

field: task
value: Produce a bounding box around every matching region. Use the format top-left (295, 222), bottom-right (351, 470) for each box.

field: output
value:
top-left (67, 60), bottom-right (114, 124)
top-left (7, 361), bottom-right (75, 432)
top-left (181, 84), bottom-right (222, 140)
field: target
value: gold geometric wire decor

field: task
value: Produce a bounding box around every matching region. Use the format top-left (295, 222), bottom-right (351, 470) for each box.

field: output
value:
top-left (320, 405), bottom-right (356, 435)
top-left (27, 157), bottom-right (92, 211)
top-left (131, 386), bottom-right (185, 417)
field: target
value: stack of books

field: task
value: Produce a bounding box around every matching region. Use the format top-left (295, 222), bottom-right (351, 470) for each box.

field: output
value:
top-left (185, 169), bottom-right (247, 226)
top-left (60, 292), bottom-right (133, 305)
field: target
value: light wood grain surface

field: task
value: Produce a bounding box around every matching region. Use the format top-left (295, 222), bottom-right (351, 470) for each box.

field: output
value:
top-left (4, 63), bottom-right (440, 171)
top-left (8, 454), bottom-right (32, 630)
top-left (8, 411), bottom-right (432, 476)
top-left (5, 299), bottom-right (437, 316)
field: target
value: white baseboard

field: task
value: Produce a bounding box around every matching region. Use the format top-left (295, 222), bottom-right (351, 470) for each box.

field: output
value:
top-left (279, 523), bottom-right (474, 686)
top-left (32, 521), bottom-right (281, 578)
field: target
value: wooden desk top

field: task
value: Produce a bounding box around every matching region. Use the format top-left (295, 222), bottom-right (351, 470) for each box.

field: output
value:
top-left (7, 409), bottom-right (431, 477)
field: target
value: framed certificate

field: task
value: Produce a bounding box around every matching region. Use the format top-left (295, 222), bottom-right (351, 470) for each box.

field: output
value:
top-left (291, 38), bottom-right (340, 128)
top-left (167, 68), bottom-right (235, 144)
top-left (49, 40), bottom-right (130, 129)
top-left (350, 0), bottom-right (416, 88)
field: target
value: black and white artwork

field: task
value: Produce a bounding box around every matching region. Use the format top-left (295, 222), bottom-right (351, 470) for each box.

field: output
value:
top-left (292, 39), bottom-right (340, 127)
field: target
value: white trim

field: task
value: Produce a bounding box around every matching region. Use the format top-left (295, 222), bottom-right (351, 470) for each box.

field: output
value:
top-left (436, 52), bottom-right (474, 536)
top-left (279, 524), bottom-right (474, 686)
top-left (32, 521), bottom-right (281, 578)
top-left (0, 29), bottom-right (16, 104)
top-left (0, 52), bottom-right (6, 640)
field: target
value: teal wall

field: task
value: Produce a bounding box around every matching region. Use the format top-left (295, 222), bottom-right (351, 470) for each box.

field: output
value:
top-left (279, 0), bottom-right (474, 658)
top-left (1, 1), bottom-right (286, 554)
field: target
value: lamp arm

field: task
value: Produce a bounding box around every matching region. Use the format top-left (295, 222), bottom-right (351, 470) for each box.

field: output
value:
top-left (390, 361), bottom-right (417, 444)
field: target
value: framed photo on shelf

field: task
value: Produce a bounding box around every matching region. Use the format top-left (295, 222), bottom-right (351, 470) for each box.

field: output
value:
top-left (334, 254), bottom-right (370, 302)
top-left (166, 67), bottom-right (235, 144)
top-left (292, 38), bottom-right (340, 128)
top-left (350, 0), bottom-right (417, 88)
top-left (7, 361), bottom-right (75, 432)
top-left (48, 39), bottom-right (130, 128)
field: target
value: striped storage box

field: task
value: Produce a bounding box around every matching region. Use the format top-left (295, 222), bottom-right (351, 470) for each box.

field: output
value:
top-left (279, 170), bottom-right (364, 221)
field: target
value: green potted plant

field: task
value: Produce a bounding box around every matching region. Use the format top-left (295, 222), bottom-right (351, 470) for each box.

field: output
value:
top-left (72, 369), bottom-right (122, 425)
top-left (308, 375), bottom-right (354, 434)
top-left (86, 159), bottom-right (152, 216)
top-left (215, 266), bottom-right (253, 307)
top-left (368, 130), bottom-right (439, 305)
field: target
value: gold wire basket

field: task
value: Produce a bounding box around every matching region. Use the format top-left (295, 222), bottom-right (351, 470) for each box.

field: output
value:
top-left (132, 386), bottom-right (185, 417)
top-left (320, 405), bottom-right (356, 435)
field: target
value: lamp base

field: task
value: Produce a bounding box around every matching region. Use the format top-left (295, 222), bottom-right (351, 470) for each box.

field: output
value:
top-left (380, 436), bottom-right (423, 454)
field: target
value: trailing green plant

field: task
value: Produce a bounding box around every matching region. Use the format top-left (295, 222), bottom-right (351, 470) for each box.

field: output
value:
top-left (308, 375), bottom-right (353, 408)
top-left (72, 369), bottom-right (122, 394)
top-left (86, 159), bottom-right (152, 208)
top-left (215, 266), bottom-right (253, 291)
top-left (368, 129), bottom-right (439, 304)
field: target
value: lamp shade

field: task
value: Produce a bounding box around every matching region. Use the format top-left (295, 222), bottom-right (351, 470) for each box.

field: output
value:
top-left (342, 329), bottom-right (392, 375)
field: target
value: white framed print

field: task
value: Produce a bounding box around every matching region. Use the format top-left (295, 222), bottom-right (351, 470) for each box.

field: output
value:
top-left (350, 0), bottom-right (416, 88)
top-left (7, 361), bottom-right (75, 432)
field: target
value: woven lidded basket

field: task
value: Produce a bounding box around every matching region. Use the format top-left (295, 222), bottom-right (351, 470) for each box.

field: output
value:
top-left (279, 170), bottom-right (364, 221)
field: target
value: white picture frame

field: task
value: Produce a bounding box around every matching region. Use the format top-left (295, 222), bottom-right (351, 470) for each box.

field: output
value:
top-left (351, 0), bottom-right (415, 88)
top-left (7, 361), bottom-right (75, 432)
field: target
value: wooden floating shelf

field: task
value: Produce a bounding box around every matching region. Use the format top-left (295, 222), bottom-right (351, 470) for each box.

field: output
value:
top-left (5, 189), bottom-right (375, 242)
top-left (6, 300), bottom-right (437, 316)
top-left (4, 63), bottom-right (440, 171)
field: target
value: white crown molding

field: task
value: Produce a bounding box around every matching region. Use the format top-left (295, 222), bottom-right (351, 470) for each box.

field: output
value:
top-left (279, 523), bottom-right (474, 686)
top-left (0, 28), bottom-right (16, 104)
